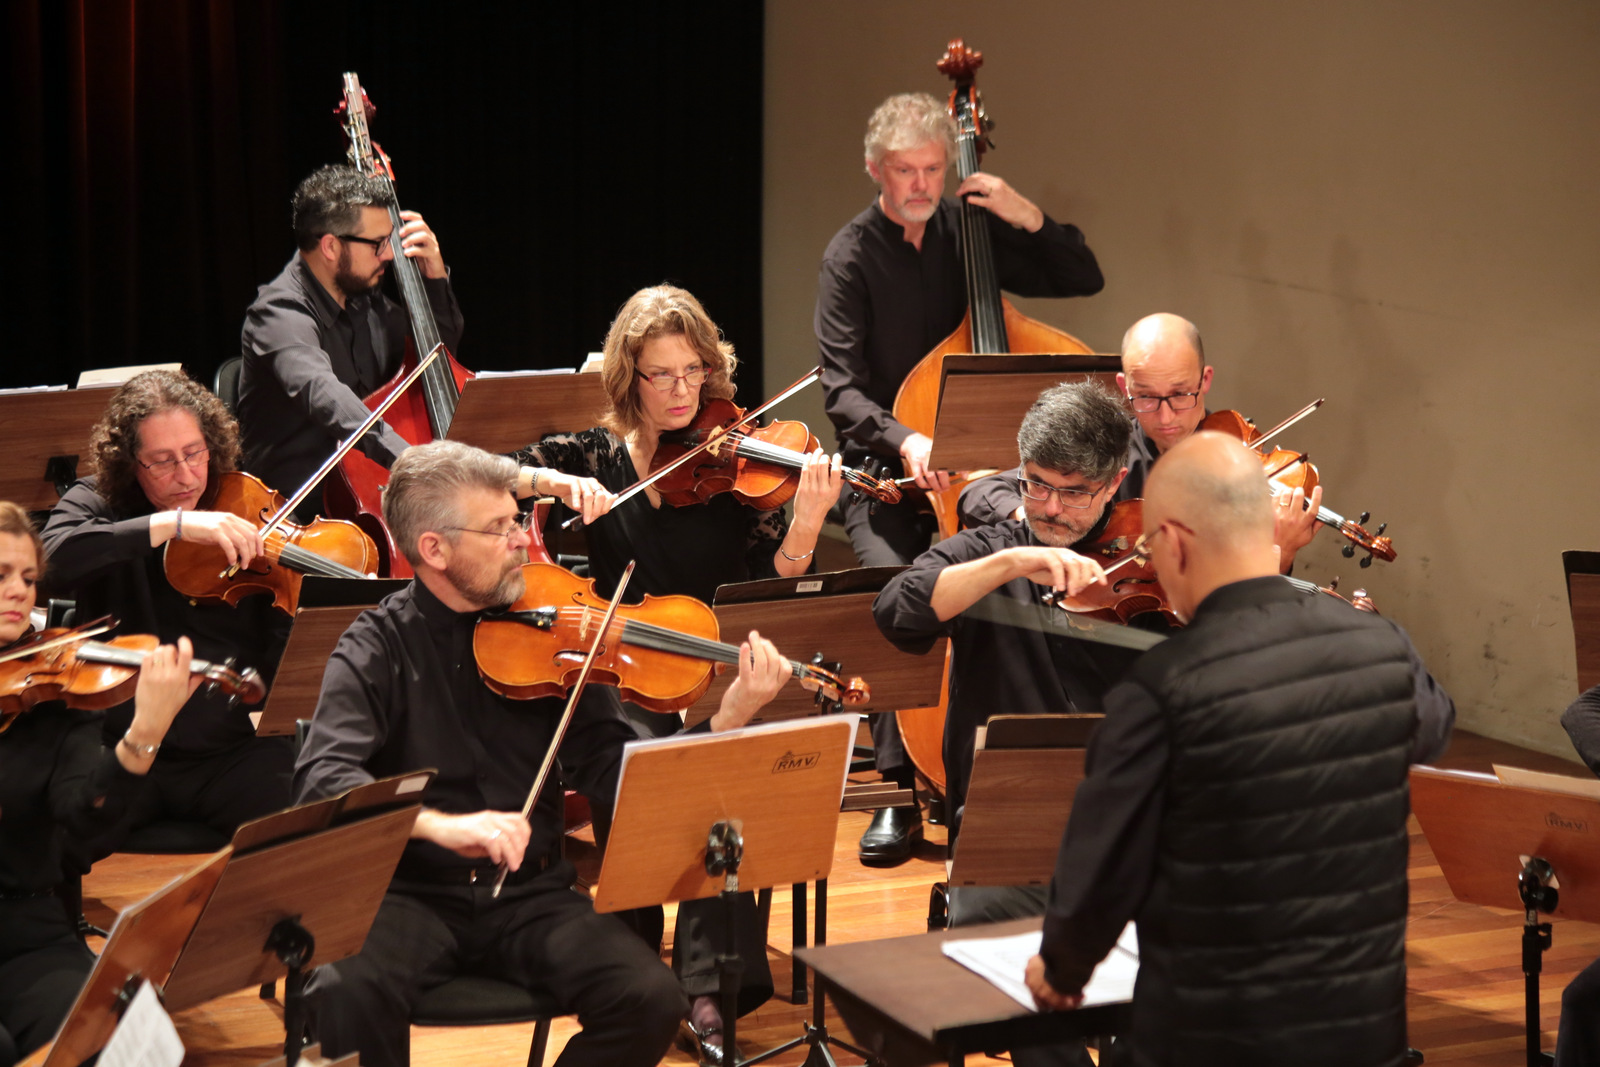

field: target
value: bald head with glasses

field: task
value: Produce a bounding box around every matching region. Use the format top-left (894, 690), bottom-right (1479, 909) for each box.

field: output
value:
top-left (1115, 312), bottom-right (1214, 456)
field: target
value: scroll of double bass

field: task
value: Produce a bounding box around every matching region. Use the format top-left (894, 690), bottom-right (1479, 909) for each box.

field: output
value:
top-left (893, 39), bottom-right (1095, 800)
top-left (323, 71), bottom-right (475, 578)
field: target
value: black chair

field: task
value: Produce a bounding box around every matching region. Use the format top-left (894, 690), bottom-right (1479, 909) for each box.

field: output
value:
top-left (214, 356), bottom-right (243, 414)
top-left (410, 976), bottom-right (561, 1066)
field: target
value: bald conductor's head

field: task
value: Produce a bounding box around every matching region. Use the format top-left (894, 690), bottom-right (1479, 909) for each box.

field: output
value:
top-left (1116, 313), bottom-right (1213, 455)
top-left (1142, 432), bottom-right (1281, 620)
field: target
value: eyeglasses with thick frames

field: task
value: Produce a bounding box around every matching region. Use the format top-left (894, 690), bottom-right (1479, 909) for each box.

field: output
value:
top-left (336, 233), bottom-right (392, 255)
top-left (1015, 475), bottom-right (1104, 509)
top-left (441, 510), bottom-right (537, 547)
top-left (1125, 390), bottom-right (1201, 414)
top-left (136, 447), bottom-right (210, 479)
top-left (636, 366), bottom-right (709, 392)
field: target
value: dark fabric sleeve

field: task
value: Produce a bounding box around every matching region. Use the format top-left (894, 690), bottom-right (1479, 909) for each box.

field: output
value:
top-left (1403, 633), bottom-right (1455, 765)
top-left (1040, 678), bottom-right (1167, 995)
top-left (292, 615), bottom-right (389, 803)
top-left (422, 274), bottom-right (465, 354)
top-left (243, 294), bottom-right (410, 466)
top-left (40, 481), bottom-right (154, 588)
top-left (744, 506), bottom-right (788, 581)
top-left (872, 527), bottom-right (999, 651)
top-left (555, 685), bottom-right (634, 812)
top-left (508, 429), bottom-right (607, 479)
top-left (47, 709), bottom-right (145, 838)
top-left (815, 252), bottom-right (911, 457)
top-left (988, 212), bottom-right (1105, 299)
top-left (957, 468), bottom-right (1023, 529)
top-left (1562, 685), bottom-right (1600, 776)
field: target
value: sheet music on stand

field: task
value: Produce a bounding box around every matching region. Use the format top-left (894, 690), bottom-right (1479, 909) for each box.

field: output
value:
top-left (942, 922), bottom-right (1139, 1012)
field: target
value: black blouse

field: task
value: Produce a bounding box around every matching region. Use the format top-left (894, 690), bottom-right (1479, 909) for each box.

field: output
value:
top-left (0, 706), bottom-right (142, 894)
top-left (512, 427), bottom-right (787, 605)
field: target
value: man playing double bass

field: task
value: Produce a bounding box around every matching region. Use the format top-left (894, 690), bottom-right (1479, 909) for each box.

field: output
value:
top-left (959, 312), bottom-right (1322, 573)
top-left (816, 91), bottom-right (1103, 863)
top-left (238, 165), bottom-right (462, 517)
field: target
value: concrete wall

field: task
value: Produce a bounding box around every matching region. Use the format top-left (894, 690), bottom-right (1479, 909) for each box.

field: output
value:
top-left (763, 0), bottom-right (1600, 759)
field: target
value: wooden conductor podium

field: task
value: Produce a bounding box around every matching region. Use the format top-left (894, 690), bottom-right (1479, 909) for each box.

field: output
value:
top-left (926, 354), bottom-right (1120, 473)
top-left (34, 772), bottom-right (431, 1067)
top-left (593, 717), bottom-right (857, 1067)
top-left (1412, 765), bottom-right (1600, 1067)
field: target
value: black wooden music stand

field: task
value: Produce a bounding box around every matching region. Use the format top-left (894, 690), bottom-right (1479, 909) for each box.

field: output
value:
top-left (593, 718), bottom-right (858, 1067)
top-left (0, 386), bottom-right (115, 510)
top-left (927, 354), bottom-right (1120, 473)
top-left (1412, 765), bottom-right (1600, 1067)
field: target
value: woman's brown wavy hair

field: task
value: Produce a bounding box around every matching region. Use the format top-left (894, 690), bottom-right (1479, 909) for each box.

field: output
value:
top-left (598, 285), bottom-right (738, 437)
top-left (89, 370), bottom-right (242, 513)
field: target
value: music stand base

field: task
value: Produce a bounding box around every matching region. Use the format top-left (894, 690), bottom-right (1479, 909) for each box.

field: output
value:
top-left (266, 916), bottom-right (316, 1067)
top-left (1519, 858), bottom-right (1558, 1067)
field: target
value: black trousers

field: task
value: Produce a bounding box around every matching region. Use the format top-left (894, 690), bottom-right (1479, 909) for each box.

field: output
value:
top-left (84, 736), bottom-right (295, 859)
top-left (1559, 954), bottom-right (1600, 1065)
top-left (0, 897), bottom-right (96, 1066)
top-left (305, 862), bottom-right (686, 1067)
top-left (614, 704), bottom-right (775, 1016)
top-left (841, 490), bottom-right (937, 786)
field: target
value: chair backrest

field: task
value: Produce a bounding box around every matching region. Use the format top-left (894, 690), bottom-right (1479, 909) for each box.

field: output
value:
top-left (214, 356), bottom-right (244, 414)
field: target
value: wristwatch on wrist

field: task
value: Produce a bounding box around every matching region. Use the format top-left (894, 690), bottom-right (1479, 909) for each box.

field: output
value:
top-left (120, 733), bottom-right (160, 759)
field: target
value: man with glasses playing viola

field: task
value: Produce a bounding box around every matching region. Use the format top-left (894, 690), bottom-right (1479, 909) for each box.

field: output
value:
top-left (959, 312), bottom-right (1321, 574)
top-left (239, 165), bottom-right (462, 519)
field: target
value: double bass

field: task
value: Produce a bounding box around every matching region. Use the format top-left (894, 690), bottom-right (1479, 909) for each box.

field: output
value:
top-left (893, 40), bottom-right (1097, 800)
top-left (323, 72), bottom-right (475, 578)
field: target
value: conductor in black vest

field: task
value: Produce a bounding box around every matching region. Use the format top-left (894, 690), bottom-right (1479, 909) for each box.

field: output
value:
top-left (1024, 432), bottom-right (1454, 1066)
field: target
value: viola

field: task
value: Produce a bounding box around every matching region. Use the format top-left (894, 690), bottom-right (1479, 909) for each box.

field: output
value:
top-left (472, 562), bottom-right (870, 713)
top-left (322, 72), bottom-right (476, 579)
top-left (164, 471), bottom-right (380, 616)
top-left (889, 39), bottom-right (1100, 801)
top-left (0, 618), bottom-right (266, 729)
top-left (651, 397), bottom-right (901, 510)
top-left (1198, 407), bottom-right (1396, 566)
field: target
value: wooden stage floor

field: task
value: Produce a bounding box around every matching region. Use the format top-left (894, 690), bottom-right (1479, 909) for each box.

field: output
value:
top-left (74, 729), bottom-right (1595, 1066)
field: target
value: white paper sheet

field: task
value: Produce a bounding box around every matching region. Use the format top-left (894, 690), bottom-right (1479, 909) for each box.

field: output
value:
top-left (98, 979), bottom-right (185, 1067)
top-left (941, 922), bottom-right (1139, 1012)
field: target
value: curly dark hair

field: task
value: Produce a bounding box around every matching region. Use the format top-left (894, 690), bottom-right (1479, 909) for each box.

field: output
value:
top-left (292, 164), bottom-right (396, 252)
top-left (89, 370), bottom-right (242, 513)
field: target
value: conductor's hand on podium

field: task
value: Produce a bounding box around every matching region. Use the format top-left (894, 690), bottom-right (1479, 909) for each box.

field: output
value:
top-left (411, 809), bottom-right (532, 870)
top-left (707, 630), bottom-right (790, 733)
top-left (1024, 954), bottom-right (1084, 1012)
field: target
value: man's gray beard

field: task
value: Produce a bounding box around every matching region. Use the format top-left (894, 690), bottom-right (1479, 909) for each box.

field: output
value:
top-left (1027, 515), bottom-right (1091, 548)
top-left (896, 199), bottom-right (938, 224)
top-left (449, 559), bottom-right (527, 610)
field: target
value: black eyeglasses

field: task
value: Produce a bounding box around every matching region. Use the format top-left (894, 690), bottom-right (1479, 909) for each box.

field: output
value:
top-left (336, 233), bottom-right (392, 254)
top-left (636, 366), bottom-right (709, 392)
top-left (1125, 390), bottom-right (1201, 414)
top-left (1015, 475), bottom-right (1103, 509)
top-left (136, 447), bottom-right (210, 479)
top-left (440, 511), bottom-right (536, 547)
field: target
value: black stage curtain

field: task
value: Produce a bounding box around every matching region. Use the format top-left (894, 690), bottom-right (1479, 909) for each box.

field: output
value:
top-left (6, 1), bottom-right (765, 407)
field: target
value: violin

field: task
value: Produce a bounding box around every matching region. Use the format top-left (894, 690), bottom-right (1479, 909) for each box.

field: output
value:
top-left (322, 72), bottom-right (476, 579)
top-left (164, 471), bottom-right (380, 616)
top-left (1199, 406), bottom-right (1396, 566)
top-left (651, 397), bottom-right (902, 510)
top-left (472, 562), bottom-right (870, 713)
top-left (0, 618), bottom-right (266, 729)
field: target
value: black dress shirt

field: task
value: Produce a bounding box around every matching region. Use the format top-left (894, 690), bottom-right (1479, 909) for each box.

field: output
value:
top-left (292, 579), bottom-right (635, 876)
top-left (872, 516), bottom-right (1143, 819)
top-left (511, 428), bottom-right (786, 605)
top-left (955, 422), bottom-right (1156, 530)
top-left (815, 198), bottom-right (1103, 466)
top-left (1039, 577), bottom-right (1455, 993)
top-left (41, 479), bottom-right (289, 755)
top-left (238, 255), bottom-right (465, 495)
top-left (0, 706), bottom-right (142, 894)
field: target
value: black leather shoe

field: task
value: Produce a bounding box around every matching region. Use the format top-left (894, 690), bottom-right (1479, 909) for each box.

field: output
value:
top-left (679, 1018), bottom-right (741, 1067)
top-left (858, 805), bottom-right (922, 866)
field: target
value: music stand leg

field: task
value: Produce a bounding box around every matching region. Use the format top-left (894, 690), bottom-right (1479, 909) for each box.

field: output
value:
top-left (1519, 858), bottom-right (1558, 1067)
top-left (793, 881), bottom-right (808, 1004)
top-left (266, 916), bottom-right (316, 1067)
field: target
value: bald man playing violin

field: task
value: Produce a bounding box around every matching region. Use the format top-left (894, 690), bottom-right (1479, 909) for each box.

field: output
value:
top-left (294, 440), bottom-right (793, 1067)
top-left (958, 312), bottom-right (1322, 574)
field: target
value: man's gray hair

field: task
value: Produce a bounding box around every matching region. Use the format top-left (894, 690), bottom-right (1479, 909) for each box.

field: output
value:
top-left (863, 93), bottom-right (957, 177)
top-left (1016, 380), bottom-right (1133, 484)
top-left (383, 440), bottom-right (518, 567)
top-left (292, 165), bottom-right (396, 252)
